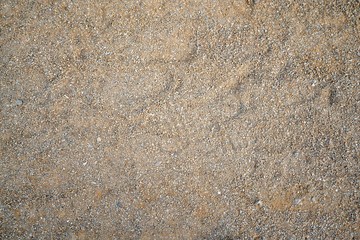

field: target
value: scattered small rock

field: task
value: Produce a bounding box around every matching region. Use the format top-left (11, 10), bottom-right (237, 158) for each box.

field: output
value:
top-left (15, 99), bottom-right (23, 106)
top-left (115, 201), bottom-right (122, 209)
top-left (254, 199), bottom-right (263, 206)
top-left (293, 198), bottom-right (302, 205)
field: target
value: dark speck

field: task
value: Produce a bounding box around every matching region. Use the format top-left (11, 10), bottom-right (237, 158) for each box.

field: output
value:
top-left (115, 200), bottom-right (122, 209)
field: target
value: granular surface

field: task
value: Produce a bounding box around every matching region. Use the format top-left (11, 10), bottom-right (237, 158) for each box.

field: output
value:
top-left (1, 0), bottom-right (359, 239)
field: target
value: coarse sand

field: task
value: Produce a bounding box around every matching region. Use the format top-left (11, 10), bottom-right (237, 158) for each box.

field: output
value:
top-left (1, 0), bottom-right (359, 239)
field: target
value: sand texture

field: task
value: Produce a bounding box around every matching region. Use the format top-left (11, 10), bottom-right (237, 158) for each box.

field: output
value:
top-left (1, 0), bottom-right (359, 239)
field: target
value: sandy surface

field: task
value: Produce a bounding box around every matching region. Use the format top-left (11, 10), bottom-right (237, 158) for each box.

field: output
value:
top-left (1, 0), bottom-right (359, 239)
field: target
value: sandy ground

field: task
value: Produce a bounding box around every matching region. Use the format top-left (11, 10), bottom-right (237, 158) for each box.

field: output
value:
top-left (1, 0), bottom-right (359, 239)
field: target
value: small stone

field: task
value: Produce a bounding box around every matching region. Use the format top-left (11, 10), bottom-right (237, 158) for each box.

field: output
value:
top-left (115, 201), bottom-right (122, 209)
top-left (254, 199), bottom-right (263, 207)
top-left (97, 137), bottom-right (101, 143)
top-left (15, 99), bottom-right (23, 106)
top-left (293, 198), bottom-right (302, 205)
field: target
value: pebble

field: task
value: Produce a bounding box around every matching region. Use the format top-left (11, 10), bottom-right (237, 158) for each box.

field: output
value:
top-left (115, 201), bottom-right (122, 209)
top-left (15, 99), bottom-right (23, 106)
top-left (293, 198), bottom-right (302, 205)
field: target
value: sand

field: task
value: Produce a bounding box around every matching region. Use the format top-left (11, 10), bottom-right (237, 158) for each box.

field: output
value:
top-left (1, 0), bottom-right (359, 239)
